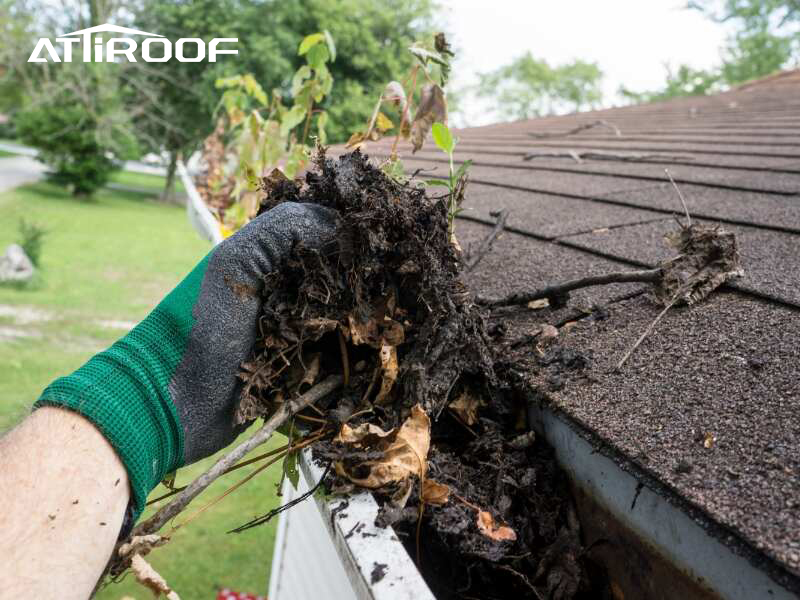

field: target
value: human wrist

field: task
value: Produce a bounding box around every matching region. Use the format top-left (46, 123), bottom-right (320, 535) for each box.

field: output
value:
top-left (34, 255), bottom-right (211, 517)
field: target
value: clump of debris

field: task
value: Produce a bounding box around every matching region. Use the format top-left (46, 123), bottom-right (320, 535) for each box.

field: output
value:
top-left (229, 148), bottom-right (607, 598)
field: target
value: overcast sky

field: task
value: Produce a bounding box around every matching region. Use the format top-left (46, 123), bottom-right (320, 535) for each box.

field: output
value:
top-left (438, 0), bottom-right (734, 126)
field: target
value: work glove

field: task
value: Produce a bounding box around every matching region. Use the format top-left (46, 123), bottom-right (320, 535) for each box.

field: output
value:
top-left (36, 202), bottom-right (337, 519)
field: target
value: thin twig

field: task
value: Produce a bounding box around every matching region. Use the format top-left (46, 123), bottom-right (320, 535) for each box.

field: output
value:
top-left (464, 210), bottom-right (509, 273)
top-left (476, 269), bottom-right (662, 308)
top-left (145, 443), bottom-right (292, 506)
top-left (227, 463), bottom-right (333, 533)
top-left (133, 375), bottom-right (343, 536)
top-left (523, 150), bottom-right (693, 164)
top-left (665, 169), bottom-right (692, 226)
top-left (338, 329), bottom-right (350, 387)
top-left (614, 295), bottom-right (678, 371)
top-left (528, 119), bottom-right (621, 139)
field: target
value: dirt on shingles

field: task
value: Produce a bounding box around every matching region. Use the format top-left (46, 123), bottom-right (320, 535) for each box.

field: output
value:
top-left (236, 149), bottom-right (609, 599)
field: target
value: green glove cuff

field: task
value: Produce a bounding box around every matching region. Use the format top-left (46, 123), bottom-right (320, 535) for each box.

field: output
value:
top-left (35, 253), bottom-right (211, 518)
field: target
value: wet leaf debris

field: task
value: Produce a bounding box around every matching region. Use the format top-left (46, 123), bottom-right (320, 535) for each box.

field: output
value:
top-left (232, 148), bottom-right (609, 598)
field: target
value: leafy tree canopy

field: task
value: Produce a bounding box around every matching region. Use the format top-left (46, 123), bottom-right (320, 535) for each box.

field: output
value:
top-left (476, 52), bottom-right (603, 121)
top-left (621, 0), bottom-right (798, 104)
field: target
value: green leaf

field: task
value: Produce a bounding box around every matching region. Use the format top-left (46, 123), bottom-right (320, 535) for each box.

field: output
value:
top-left (432, 122), bottom-right (454, 154)
top-left (291, 65), bottom-right (312, 97)
top-left (298, 33), bottom-right (325, 56)
top-left (454, 159), bottom-right (472, 182)
top-left (284, 451), bottom-right (299, 490)
top-left (323, 30), bottom-right (336, 62)
top-left (306, 42), bottom-right (330, 69)
top-left (425, 179), bottom-right (449, 187)
top-left (409, 44), bottom-right (447, 67)
top-left (281, 104), bottom-right (307, 137)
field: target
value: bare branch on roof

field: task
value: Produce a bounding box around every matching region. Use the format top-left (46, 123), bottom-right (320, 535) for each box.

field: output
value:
top-left (527, 119), bottom-right (622, 139)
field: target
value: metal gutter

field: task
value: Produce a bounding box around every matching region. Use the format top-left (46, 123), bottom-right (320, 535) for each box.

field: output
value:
top-left (268, 449), bottom-right (436, 600)
top-left (528, 397), bottom-right (800, 600)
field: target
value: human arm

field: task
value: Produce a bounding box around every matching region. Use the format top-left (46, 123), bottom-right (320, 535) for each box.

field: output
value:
top-left (0, 202), bottom-right (336, 597)
top-left (0, 407), bottom-right (129, 598)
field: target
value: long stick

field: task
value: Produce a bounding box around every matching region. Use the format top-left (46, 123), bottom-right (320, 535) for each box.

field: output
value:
top-left (134, 375), bottom-right (343, 536)
top-left (464, 210), bottom-right (508, 273)
top-left (476, 269), bottom-right (661, 309)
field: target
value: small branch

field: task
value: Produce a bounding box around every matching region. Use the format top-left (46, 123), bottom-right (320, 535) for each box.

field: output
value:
top-left (614, 296), bottom-right (678, 371)
top-left (528, 119), bottom-right (621, 139)
top-left (523, 150), bottom-right (693, 164)
top-left (464, 210), bottom-right (509, 273)
top-left (134, 375), bottom-right (343, 536)
top-left (665, 168), bottom-right (692, 227)
top-left (476, 269), bottom-right (662, 309)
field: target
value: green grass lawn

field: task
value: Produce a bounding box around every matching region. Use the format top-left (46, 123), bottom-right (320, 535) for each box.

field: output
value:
top-left (0, 149), bottom-right (18, 158)
top-left (0, 181), bottom-right (283, 598)
top-left (108, 169), bottom-right (186, 194)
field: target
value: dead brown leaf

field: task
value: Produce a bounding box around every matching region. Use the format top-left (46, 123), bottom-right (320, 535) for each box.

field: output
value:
top-left (449, 389), bottom-right (485, 426)
top-left (527, 298), bottom-right (549, 310)
top-left (476, 510), bottom-right (517, 542)
top-left (422, 478), bottom-right (450, 505)
top-left (656, 224), bottom-right (744, 306)
top-left (410, 83), bottom-right (447, 153)
top-left (130, 554), bottom-right (180, 599)
top-left (375, 343), bottom-right (399, 404)
top-left (335, 404), bottom-right (431, 493)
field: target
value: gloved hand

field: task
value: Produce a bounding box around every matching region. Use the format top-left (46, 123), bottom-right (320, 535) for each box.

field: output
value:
top-left (36, 202), bottom-right (337, 519)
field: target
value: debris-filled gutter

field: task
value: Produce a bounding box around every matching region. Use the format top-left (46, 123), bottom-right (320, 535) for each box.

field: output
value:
top-left (179, 159), bottom-right (435, 600)
top-left (268, 450), bottom-right (436, 600)
top-left (527, 394), bottom-right (799, 600)
top-left (178, 159), bottom-right (223, 245)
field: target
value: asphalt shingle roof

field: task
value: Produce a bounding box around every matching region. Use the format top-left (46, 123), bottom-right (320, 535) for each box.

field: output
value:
top-left (334, 68), bottom-right (800, 589)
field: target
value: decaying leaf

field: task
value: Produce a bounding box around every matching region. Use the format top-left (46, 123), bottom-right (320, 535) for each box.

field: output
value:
top-left (527, 298), bottom-right (550, 310)
top-left (655, 224), bottom-right (744, 306)
top-left (703, 432), bottom-right (716, 449)
top-left (381, 81), bottom-right (406, 108)
top-left (375, 344), bottom-right (399, 405)
top-left (476, 510), bottom-right (517, 542)
top-left (335, 405), bottom-right (431, 496)
top-left (422, 478), bottom-right (450, 505)
top-left (375, 112), bottom-right (394, 132)
top-left (118, 534), bottom-right (170, 561)
top-left (410, 84), bottom-right (447, 153)
top-left (347, 309), bottom-right (405, 403)
top-left (449, 389), bottom-right (485, 426)
top-left (131, 554), bottom-right (180, 600)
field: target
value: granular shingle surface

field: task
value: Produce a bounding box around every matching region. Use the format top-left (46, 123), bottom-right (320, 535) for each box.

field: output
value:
top-left (350, 69), bottom-right (800, 589)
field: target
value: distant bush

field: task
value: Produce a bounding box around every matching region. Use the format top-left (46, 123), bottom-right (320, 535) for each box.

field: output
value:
top-left (17, 219), bottom-right (46, 268)
top-left (16, 68), bottom-right (137, 197)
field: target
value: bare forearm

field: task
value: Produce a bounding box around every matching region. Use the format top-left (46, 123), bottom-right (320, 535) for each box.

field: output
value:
top-left (0, 407), bottom-right (129, 598)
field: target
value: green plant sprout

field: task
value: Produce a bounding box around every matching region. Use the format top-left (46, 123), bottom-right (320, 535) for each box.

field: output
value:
top-left (428, 122), bottom-right (472, 245)
top-left (347, 33), bottom-right (454, 180)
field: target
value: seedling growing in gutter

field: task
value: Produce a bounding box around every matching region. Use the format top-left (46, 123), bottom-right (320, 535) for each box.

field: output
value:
top-left (428, 122), bottom-right (471, 246)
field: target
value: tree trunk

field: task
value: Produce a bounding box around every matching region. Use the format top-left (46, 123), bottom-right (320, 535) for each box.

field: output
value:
top-left (160, 151), bottom-right (178, 205)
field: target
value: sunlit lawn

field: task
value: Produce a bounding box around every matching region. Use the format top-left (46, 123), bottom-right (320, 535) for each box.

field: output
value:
top-left (0, 180), bottom-right (282, 598)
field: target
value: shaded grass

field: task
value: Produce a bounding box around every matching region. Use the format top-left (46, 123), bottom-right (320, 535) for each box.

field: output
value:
top-left (108, 170), bottom-right (186, 194)
top-left (0, 181), bottom-right (282, 597)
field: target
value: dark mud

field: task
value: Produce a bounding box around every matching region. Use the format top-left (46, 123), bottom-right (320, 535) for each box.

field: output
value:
top-left (240, 149), bottom-right (609, 599)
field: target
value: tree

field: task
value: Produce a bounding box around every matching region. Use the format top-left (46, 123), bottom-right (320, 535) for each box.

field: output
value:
top-left (476, 53), bottom-right (603, 121)
top-left (622, 1), bottom-right (798, 104)
top-left (7, 1), bottom-right (138, 197)
top-left (618, 64), bottom-right (721, 104)
top-left (127, 0), bottom-right (436, 201)
top-left (16, 64), bottom-right (138, 196)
